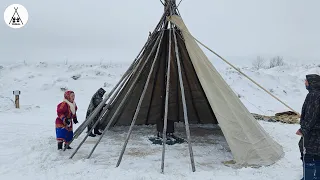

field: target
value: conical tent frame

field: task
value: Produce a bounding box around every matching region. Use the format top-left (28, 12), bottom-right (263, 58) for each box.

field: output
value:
top-left (70, 1), bottom-right (197, 172)
top-left (9, 7), bottom-right (23, 25)
top-left (69, 0), bottom-right (291, 173)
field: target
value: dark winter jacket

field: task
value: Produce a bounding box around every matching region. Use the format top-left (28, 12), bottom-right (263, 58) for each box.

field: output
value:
top-left (298, 74), bottom-right (320, 156)
top-left (86, 88), bottom-right (106, 127)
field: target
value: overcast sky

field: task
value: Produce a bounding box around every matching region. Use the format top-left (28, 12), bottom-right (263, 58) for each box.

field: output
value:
top-left (1, 0), bottom-right (319, 64)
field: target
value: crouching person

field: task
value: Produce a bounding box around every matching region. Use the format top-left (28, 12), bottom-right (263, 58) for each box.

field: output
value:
top-left (86, 88), bottom-right (106, 137)
top-left (55, 90), bottom-right (79, 150)
top-left (296, 74), bottom-right (320, 180)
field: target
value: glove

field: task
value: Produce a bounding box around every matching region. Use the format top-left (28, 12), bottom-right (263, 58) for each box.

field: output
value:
top-left (65, 119), bottom-right (71, 125)
top-left (73, 117), bottom-right (78, 124)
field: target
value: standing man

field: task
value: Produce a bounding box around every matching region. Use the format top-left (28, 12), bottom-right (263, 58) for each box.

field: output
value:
top-left (296, 74), bottom-right (320, 180)
top-left (86, 88), bottom-right (106, 137)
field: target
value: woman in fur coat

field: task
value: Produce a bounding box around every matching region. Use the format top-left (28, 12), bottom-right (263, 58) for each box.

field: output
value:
top-left (55, 90), bottom-right (79, 150)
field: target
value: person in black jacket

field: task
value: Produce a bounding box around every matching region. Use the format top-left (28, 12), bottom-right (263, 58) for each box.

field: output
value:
top-left (296, 74), bottom-right (320, 180)
top-left (86, 88), bottom-right (106, 137)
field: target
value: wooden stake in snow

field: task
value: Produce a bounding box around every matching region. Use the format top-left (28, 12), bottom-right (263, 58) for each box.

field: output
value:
top-left (13, 90), bottom-right (20, 108)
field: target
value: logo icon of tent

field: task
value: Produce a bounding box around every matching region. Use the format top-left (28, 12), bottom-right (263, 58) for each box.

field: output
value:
top-left (9, 7), bottom-right (23, 26)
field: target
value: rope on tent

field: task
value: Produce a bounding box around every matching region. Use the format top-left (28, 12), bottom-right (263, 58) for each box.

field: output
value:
top-left (174, 27), bottom-right (300, 116)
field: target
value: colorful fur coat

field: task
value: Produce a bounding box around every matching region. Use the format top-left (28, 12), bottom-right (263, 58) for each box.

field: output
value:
top-left (55, 99), bottom-right (78, 143)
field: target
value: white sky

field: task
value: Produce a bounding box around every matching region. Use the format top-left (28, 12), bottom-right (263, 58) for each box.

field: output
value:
top-left (1, 0), bottom-right (319, 64)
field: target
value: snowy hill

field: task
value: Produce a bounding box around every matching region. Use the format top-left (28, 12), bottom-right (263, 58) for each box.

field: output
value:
top-left (0, 60), bottom-right (319, 180)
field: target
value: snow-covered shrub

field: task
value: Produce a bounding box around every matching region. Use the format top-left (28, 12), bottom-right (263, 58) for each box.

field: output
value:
top-left (269, 56), bottom-right (285, 68)
top-left (252, 56), bottom-right (266, 70)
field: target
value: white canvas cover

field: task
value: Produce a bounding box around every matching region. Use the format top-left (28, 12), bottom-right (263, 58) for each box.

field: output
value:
top-left (168, 15), bottom-right (284, 166)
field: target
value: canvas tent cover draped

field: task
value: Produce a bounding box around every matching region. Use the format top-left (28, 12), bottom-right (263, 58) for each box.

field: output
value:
top-left (168, 15), bottom-right (284, 166)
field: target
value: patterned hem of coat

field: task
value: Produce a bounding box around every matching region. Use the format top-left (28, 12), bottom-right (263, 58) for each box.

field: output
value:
top-left (56, 127), bottom-right (73, 143)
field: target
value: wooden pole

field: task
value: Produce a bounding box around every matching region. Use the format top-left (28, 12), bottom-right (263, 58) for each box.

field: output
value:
top-left (87, 33), bottom-right (163, 159)
top-left (116, 31), bottom-right (165, 168)
top-left (161, 28), bottom-right (172, 174)
top-left (173, 28), bottom-right (196, 172)
top-left (13, 90), bottom-right (20, 108)
top-left (15, 95), bottom-right (19, 108)
top-left (70, 116), bottom-right (101, 158)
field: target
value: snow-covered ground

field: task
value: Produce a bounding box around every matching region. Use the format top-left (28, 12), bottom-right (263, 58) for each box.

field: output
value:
top-left (0, 60), bottom-right (319, 180)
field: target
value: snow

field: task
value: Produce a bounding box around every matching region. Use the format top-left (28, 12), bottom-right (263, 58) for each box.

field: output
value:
top-left (0, 60), bottom-right (319, 180)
